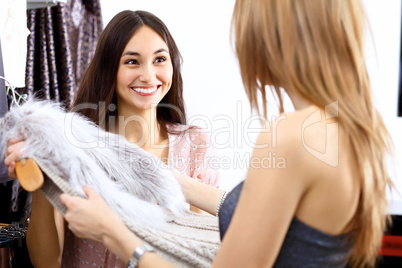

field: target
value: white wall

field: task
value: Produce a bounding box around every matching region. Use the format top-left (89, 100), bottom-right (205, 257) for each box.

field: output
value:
top-left (100, 0), bottom-right (402, 213)
top-left (364, 0), bottom-right (402, 214)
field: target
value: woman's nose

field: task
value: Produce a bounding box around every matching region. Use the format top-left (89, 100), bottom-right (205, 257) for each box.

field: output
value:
top-left (139, 64), bottom-right (155, 82)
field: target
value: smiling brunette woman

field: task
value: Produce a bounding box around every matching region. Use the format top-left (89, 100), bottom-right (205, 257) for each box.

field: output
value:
top-left (4, 10), bottom-right (219, 267)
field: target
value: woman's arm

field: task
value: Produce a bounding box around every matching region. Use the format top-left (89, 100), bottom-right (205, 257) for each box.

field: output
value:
top-left (173, 169), bottom-right (224, 215)
top-left (27, 191), bottom-right (63, 267)
top-left (211, 121), bottom-right (313, 268)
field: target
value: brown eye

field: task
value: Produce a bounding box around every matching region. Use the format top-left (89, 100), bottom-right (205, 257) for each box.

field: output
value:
top-left (155, 57), bottom-right (166, 63)
top-left (125, 59), bottom-right (138, 65)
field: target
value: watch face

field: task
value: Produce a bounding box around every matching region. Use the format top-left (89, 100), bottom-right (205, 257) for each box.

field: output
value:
top-left (129, 243), bottom-right (155, 268)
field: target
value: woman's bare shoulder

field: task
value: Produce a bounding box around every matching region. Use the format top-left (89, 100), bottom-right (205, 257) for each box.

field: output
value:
top-left (257, 105), bottom-right (340, 174)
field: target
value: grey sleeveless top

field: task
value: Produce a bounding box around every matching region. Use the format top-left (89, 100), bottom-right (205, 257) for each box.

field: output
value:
top-left (218, 181), bottom-right (353, 268)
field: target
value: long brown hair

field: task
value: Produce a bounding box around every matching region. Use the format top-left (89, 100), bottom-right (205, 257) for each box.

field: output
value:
top-left (232, 0), bottom-right (393, 266)
top-left (72, 10), bottom-right (186, 132)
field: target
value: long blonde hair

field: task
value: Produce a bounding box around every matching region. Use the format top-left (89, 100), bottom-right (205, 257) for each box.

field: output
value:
top-left (231, 0), bottom-right (393, 266)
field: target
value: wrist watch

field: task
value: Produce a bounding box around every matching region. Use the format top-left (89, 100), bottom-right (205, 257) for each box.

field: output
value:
top-left (127, 243), bottom-right (155, 268)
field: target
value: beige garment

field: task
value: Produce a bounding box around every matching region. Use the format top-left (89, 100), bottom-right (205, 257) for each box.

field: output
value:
top-left (129, 212), bottom-right (220, 268)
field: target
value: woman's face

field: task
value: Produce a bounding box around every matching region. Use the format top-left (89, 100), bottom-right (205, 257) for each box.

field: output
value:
top-left (116, 25), bottom-right (173, 115)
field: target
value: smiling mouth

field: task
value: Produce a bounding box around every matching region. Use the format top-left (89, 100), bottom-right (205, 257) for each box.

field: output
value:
top-left (131, 85), bottom-right (160, 96)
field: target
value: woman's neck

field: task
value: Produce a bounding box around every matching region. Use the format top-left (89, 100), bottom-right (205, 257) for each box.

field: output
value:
top-left (114, 108), bottom-right (167, 151)
top-left (285, 87), bottom-right (312, 111)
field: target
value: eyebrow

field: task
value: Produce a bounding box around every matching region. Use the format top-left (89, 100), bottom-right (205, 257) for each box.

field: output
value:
top-left (122, 48), bottom-right (169, 57)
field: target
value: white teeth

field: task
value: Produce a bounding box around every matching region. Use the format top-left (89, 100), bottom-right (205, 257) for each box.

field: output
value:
top-left (132, 86), bottom-right (158, 94)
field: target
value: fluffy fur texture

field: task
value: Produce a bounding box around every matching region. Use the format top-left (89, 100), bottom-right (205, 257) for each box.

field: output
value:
top-left (0, 98), bottom-right (187, 228)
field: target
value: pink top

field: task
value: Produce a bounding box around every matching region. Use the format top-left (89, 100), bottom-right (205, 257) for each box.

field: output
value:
top-left (61, 124), bottom-right (220, 267)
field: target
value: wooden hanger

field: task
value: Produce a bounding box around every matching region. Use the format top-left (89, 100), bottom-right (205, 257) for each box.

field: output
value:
top-left (1, 77), bottom-right (42, 191)
top-left (15, 158), bottom-right (44, 192)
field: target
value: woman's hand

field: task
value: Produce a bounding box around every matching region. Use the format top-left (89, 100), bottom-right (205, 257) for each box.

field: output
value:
top-left (60, 186), bottom-right (147, 264)
top-left (4, 136), bottom-right (26, 179)
top-left (60, 185), bottom-right (124, 243)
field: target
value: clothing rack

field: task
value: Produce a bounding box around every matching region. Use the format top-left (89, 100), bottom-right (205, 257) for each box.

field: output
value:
top-left (0, 76), bottom-right (28, 109)
top-left (27, 0), bottom-right (67, 10)
top-left (5, 86), bottom-right (28, 107)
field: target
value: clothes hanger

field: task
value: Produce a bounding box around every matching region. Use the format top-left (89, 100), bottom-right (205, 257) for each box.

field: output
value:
top-left (1, 76), bottom-right (44, 192)
top-left (15, 158), bottom-right (44, 191)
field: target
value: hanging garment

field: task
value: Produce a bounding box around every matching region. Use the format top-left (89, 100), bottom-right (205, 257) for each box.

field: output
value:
top-left (0, 98), bottom-right (220, 267)
top-left (0, 0), bottom-right (30, 88)
top-left (25, 0), bottom-right (103, 108)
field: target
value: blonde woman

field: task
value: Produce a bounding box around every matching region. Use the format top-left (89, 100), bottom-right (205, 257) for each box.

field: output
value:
top-left (13, 0), bottom-right (393, 267)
